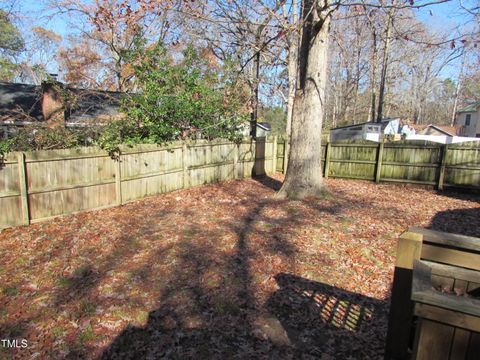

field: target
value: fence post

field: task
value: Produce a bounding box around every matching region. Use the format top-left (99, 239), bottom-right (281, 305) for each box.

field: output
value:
top-left (183, 143), bottom-right (189, 188)
top-left (115, 157), bottom-right (122, 205)
top-left (324, 142), bottom-right (331, 178)
top-left (283, 137), bottom-right (289, 174)
top-left (437, 144), bottom-right (448, 190)
top-left (385, 230), bottom-right (423, 360)
top-left (375, 141), bottom-right (385, 183)
top-left (233, 142), bottom-right (239, 179)
top-left (17, 153), bottom-right (30, 225)
top-left (272, 135), bottom-right (278, 174)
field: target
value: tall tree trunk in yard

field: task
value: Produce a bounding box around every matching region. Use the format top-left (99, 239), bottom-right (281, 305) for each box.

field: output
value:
top-left (285, 0), bottom-right (298, 137)
top-left (251, 47), bottom-right (261, 137)
top-left (376, 11), bottom-right (392, 122)
top-left (369, 28), bottom-right (378, 122)
top-left (277, 0), bottom-right (331, 199)
top-left (451, 50), bottom-right (466, 126)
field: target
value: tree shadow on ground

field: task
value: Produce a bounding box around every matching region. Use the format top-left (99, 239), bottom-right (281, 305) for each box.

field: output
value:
top-left (253, 175), bottom-right (283, 191)
top-left (427, 207), bottom-right (480, 237)
top-left (100, 271), bottom-right (388, 359)
top-left (99, 185), bottom-right (371, 359)
top-left (266, 273), bottom-right (389, 359)
top-left (435, 188), bottom-right (480, 203)
top-left (2, 175), bottom-right (395, 359)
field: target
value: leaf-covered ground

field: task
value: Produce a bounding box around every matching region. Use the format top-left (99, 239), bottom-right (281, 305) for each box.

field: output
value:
top-left (1, 175), bottom-right (479, 359)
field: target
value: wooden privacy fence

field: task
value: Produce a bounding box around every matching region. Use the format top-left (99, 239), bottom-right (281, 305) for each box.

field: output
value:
top-left (2, 137), bottom-right (480, 229)
top-left (276, 139), bottom-right (480, 190)
top-left (0, 137), bottom-right (278, 229)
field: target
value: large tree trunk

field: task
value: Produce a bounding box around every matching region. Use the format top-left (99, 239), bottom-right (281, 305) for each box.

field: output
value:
top-left (277, 0), bottom-right (331, 199)
top-left (369, 29), bottom-right (378, 122)
top-left (451, 51), bottom-right (466, 126)
top-left (285, 0), bottom-right (298, 137)
top-left (376, 0), bottom-right (395, 122)
top-left (286, 37), bottom-right (297, 136)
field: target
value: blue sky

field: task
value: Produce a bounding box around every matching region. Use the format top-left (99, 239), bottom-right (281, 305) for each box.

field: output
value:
top-left (15, 0), bottom-right (474, 42)
top-left (3, 0), bottom-right (476, 80)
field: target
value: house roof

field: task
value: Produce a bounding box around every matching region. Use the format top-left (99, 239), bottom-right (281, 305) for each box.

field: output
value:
top-left (0, 82), bottom-right (43, 121)
top-left (257, 122), bottom-right (271, 131)
top-left (0, 81), bottom-right (123, 124)
top-left (330, 118), bottom-right (399, 131)
top-left (65, 88), bottom-right (122, 123)
top-left (427, 125), bottom-right (457, 136)
top-left (457, 102), bottom-right (480, 113)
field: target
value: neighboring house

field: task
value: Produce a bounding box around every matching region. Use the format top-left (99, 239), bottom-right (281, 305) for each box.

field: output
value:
top-left (455, 102), bottom-right (480, 138)
top-left (0, 81), bottom-right (123, 138)
top-left (406, 123), bottom-right (480, 144)
top-left (239, 121), bottom-right (272, 137)
top-left (329, 118), bottom-right (401, 142)
top-left (417, 124), bottom-right (458, 136)
top-left (256, 122), bottom-right (271, 137)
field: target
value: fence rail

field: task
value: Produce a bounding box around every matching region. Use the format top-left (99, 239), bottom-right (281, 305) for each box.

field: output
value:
top-left (1, 137), bottom-right (479, 229)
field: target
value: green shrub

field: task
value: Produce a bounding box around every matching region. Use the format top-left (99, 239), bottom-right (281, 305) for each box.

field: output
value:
top-left (118, 43), bottom-right (247, 146)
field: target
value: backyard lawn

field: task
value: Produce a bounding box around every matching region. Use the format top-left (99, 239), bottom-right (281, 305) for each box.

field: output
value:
top-left (1, 175), bottom-right (479, 359)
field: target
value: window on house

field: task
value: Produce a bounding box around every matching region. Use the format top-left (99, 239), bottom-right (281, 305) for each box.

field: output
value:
top-left (476, 133), bottom-right (480, 138)
top-left (466, 114), bottom-right (471, 126)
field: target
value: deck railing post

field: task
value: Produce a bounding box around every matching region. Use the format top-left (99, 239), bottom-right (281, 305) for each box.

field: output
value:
top-left (385, 230), bottom-right (423, 360)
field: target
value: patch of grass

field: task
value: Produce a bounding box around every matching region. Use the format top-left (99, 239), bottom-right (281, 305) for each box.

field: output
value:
top-left (134, 310), bottom-right (149, 325)
top-left (79, 300), bottom-right (97, 317)
top-left (0, 308), bottom-right (7, 319)
top-left (73, 265), bottom-right (92, 278)
top-left (79, 325), bottom-right (96, 343)
top-left (57, 277), bottom-right (72, 287)
top-left (14, 257), bottom-right (28, 268)
top-left (112, 308), bottom-right (132, 321)
top-left (52, 326), bottom-right (66, 337)
top-left (183, 228), bottom-right (199, 238)
top-left (361, 248), bottom-right (383, 267)
top-left (2, 286), bottom-right (18, 296)
top-left (286, 207), bottom-right (301, 216)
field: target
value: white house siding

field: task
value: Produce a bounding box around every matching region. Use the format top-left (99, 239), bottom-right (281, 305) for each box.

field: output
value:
top-left (456, 111), bottom-right (479, 137)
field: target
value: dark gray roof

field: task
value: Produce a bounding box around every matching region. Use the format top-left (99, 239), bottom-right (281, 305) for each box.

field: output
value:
top-left (257, 122), bottom-right (271, 131)
top-left (65, 88), bottom-right (122, 123)
top-left (0, 81), bottom-right (123, 124)
top-left (0, 82), bottom-right (43, 121)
